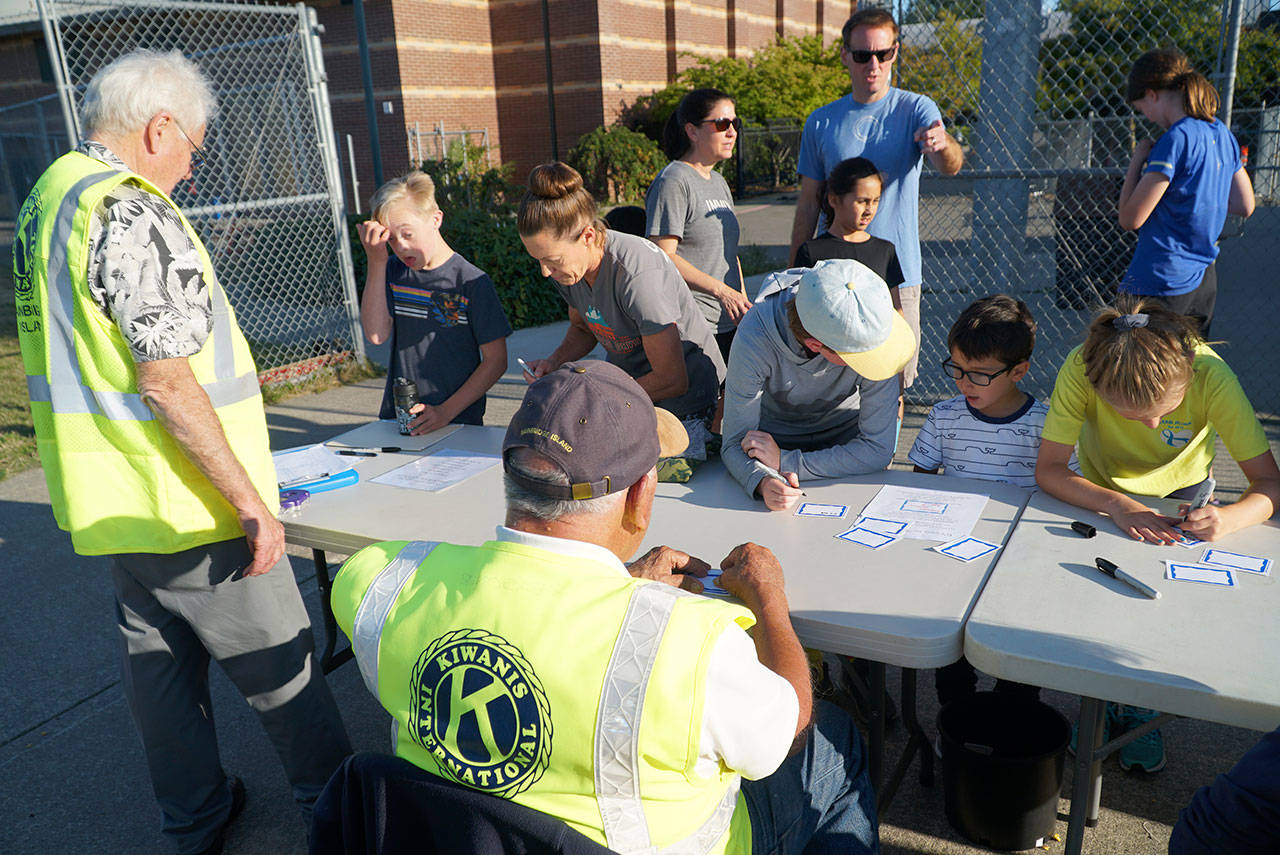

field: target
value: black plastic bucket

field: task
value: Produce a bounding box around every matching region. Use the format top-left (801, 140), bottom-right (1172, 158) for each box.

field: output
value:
top-left (939, 691), bottom-right (1070, 851)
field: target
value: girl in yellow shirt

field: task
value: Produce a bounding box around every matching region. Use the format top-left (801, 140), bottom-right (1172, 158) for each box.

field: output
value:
top-left (1037, 296), bottom-right (1279, 544)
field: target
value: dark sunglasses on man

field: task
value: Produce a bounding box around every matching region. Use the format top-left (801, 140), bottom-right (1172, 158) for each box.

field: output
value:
top-left (845, 43), bottom-right (898, 64)
top-left (940, 358), bottom-right (1014, 387)
top-left (700, 116), bottom-right (743, 133)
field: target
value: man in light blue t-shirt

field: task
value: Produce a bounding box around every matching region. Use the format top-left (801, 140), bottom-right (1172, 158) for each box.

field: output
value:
top-left (789, 7), bottom-right (963, 387)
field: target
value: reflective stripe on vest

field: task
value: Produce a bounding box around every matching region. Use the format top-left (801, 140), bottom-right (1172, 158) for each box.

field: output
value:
top-left (350, 550), bottom-right (737, 855)
top-left (352, 540), bottom-right (440, 697)
top-left (595, 583), bottom-right (738, 855)
top-left (36, 166), bottom-right (258, 421)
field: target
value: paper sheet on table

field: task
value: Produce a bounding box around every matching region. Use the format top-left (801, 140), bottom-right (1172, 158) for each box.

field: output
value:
top-left (273, 444), bottom-right (350, 486)
top-left (856, 484), bottom-right (989, 542)
top-left (372, 448), bottom-right (501, 492)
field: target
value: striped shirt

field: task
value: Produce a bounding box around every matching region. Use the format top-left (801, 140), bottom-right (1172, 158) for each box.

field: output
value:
top-left (908, 394), bottom-right (1047, 489)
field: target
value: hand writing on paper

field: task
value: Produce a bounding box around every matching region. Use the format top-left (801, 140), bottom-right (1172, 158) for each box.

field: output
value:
top-left (1177, 503), bottom-right (1225, 542)
top-left (758, 471), bottom-right (803, 512)
top-left (719, 542), bottom-right (786, 612)
top-left (628, 545), bottom-right (709, 594)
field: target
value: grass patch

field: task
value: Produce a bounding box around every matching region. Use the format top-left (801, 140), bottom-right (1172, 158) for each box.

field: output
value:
top-left (260, 355), bottom-right (383, 406)
top-left (0, 267), bottom-right (38, 480)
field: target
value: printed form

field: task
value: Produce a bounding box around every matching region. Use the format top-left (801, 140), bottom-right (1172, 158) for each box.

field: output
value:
top-left (857, 484), bottom-right (990, 542)
top-left (373, 448), bottom-right (502, 492)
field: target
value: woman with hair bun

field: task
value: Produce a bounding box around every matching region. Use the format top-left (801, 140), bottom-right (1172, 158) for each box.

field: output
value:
top-left (1117, 47), bottom-right (1255, 336)
top-left (517, 162), bottom-right (726, 425)
top-left (645, 88), bottom-right (750, 361)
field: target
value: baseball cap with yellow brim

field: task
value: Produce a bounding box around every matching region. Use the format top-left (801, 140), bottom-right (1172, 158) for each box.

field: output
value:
top-left (794, 258), bottom-right (917, 381)
top-left (503, 361), bottom-right (689, 500)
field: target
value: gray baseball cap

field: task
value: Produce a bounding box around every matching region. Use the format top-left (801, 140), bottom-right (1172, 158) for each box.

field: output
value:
top-left (503, 361), bottom-right (688, 500)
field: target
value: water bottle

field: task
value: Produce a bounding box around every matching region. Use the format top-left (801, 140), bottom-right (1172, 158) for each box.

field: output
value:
top-left (393, 377), bottom-right (418, 435)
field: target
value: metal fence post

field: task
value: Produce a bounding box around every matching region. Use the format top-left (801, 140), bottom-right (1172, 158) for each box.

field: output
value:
top-left (303, 3), bottom-right (365, 364)
top-left (968, 0), bottom-right (1040, 294)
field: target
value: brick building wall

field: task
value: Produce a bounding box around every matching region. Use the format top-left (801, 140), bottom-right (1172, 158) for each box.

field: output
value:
top-left (0, 0), bottom-right (859, 212)
top-left (321, 0), bottom-right (854, 195)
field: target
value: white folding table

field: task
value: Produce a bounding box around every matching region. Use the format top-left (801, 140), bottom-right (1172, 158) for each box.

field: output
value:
top-left (281, 420), bottom-right (1032, 806)
top-left (965, 490), bottom-right (1280, 855)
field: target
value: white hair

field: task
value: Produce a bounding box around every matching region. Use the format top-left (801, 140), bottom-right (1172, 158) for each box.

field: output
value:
top-left (504, 448), bottom-right (626, 522)
top-left (81, 48), bottom-right (217, 137)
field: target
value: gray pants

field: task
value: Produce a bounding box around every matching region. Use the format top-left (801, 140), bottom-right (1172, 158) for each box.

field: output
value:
top-left (111, 539), bottom-right (352, 854)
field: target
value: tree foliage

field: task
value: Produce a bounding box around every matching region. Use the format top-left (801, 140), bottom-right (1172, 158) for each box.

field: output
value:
top-left (898, 11), bottom-right (983, 120)
top-left (565, 126), bottom-right (666, 204)
top-left (1039, 0), bottom-right (1280, 118)
top-left (619, 34), bottom-right (848, 137)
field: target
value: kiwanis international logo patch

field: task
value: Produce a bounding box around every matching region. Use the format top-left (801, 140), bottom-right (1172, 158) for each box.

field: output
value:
top-left (409, 628), bottom-right (552, 797)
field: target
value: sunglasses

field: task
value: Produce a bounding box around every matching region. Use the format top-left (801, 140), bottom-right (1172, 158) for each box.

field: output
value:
top-left (700, 116), bottom-right (743, 133)
top-left (940, 358), bottom-right (1014, 387)
top-left (845, 43), bottom-right (898, 64)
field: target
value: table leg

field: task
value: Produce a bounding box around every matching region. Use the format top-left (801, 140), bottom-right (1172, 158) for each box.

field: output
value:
top-left (875, 667), bottom-right (935, 813)
top-left (868, 662), bottom-right (886, 793)
top-left (313, 548), bottom-right (354, 674)
top-left (1065, 697), bottom-right (1105, 855)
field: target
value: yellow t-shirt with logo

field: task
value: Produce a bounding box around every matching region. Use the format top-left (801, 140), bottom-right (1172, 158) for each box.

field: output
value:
top-left (1042, 344), bottom-right (1268, 497)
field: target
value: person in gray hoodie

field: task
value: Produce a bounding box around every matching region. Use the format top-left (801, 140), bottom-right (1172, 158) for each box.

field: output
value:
top-left (723, 258), bottom-right (916, 510)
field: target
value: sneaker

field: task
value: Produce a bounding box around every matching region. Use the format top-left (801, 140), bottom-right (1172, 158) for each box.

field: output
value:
top-left (1068, 701), bottom-right (1120, 756)
top-left (1118, 707), bottom-right (1167, 773)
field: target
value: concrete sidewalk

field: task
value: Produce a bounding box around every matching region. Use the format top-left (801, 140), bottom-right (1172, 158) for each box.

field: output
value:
top-left (0, 317), bottom-right (1265, 854)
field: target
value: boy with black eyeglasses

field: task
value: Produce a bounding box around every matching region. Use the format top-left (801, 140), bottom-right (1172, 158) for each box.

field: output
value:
top-left (909, 294), bottom-right (1050, 489)
top-left (910, 294), bottom-right (1051, 710)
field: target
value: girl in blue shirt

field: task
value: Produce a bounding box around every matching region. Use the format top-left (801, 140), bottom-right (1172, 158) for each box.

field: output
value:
top-left (1117, 48), bottom-right (1255, 336)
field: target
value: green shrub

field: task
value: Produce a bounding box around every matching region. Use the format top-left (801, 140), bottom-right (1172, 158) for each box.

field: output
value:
top-left (566, 126), bottom-right (666, 204)
top-left (347, 157), bottom-right (564, 331)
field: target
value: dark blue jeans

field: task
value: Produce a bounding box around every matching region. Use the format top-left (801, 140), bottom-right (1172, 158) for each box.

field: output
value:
top-left (1170, 725), bottom-right (1280, 854)
top-left (742, 700), bottom-right (879, 854)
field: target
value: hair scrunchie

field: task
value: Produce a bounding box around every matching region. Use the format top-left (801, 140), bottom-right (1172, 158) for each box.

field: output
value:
top-left (1112, 313), bottom-right (1150, 329)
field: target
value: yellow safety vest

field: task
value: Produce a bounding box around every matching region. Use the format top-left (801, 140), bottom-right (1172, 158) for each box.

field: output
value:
top-left (13, 151), bottom-right (277, 555)
top-left (334, 538), bottom-right (760, 854)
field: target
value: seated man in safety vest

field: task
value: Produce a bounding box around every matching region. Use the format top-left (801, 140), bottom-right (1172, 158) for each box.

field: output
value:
top-left (332, 360), bottom-right (879, 853)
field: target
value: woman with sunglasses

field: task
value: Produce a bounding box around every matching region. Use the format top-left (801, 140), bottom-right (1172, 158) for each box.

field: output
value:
top-left (646, 88), bottom-right (751, 363)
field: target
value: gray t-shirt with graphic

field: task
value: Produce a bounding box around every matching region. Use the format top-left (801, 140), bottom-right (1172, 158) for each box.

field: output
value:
top-left (645, 161), bottom-right (742, 332)
top-left (554, 231), bottom-right (725, 418)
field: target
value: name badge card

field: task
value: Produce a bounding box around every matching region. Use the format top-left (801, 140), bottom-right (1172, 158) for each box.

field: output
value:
top-left (1165, 562), bottom-right (1237, 587)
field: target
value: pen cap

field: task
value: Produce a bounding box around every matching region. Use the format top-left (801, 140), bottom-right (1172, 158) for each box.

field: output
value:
top-left (1071, 520), bottom-right (1096, 538)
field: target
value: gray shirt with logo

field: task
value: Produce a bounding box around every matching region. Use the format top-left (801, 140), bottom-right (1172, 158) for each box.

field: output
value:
top-left (554, 231), bottom-right (725, 418)
top-left (645, 161), bottom-right (742, 332)
top-left (721, 285), bottom-right (900, 497)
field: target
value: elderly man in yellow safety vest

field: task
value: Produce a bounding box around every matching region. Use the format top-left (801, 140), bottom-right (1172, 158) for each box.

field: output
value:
top-left (332, 360), bottom-right (880, 854)
top-left (13, 48), bottom-right (350, 855)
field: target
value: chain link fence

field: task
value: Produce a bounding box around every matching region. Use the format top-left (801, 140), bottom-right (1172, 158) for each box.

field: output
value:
top-left (874, 0), bottom-right (1280, 415)
top-left (37, 0), bottom-right (362, 387)
top-left (0, 95), bottom-right (68, 229)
